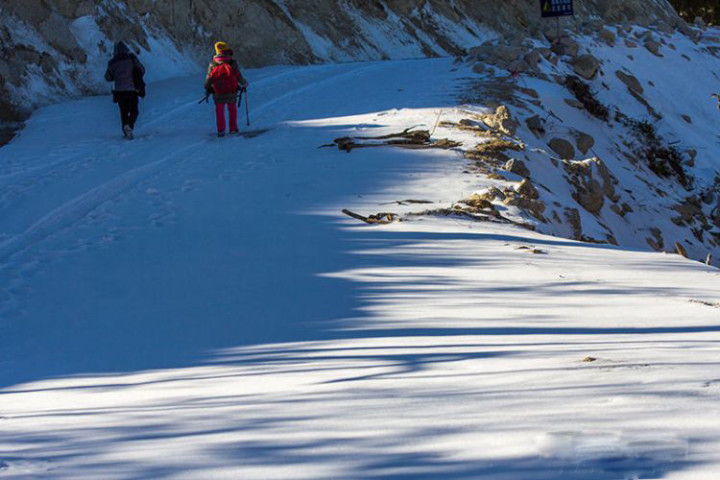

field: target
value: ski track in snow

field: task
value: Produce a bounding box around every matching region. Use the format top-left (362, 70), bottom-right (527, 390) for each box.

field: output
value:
top-left (0, 63), bottom-right (380, 265)
top-left (0, 141), bottom-right (204, 263)
top-left (0, 57), bottom-right (719, 480)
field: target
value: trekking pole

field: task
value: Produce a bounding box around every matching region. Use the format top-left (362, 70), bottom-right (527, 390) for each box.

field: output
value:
top-left (198, 93), bottom-right (209, 104)
top-left (243, 87), bottom-right (250, 126)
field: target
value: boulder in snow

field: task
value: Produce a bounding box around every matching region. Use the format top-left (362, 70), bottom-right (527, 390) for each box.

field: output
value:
top-left (516, 179), bottom-right (539, 200)
top-left (549, 138), bottom-right (575, 160)
top-left (479, 105), bottom-right (519, 137)
top-left (644, 40), bottom-right (662, 56)
top-left (565, 158), bottom-right (619, 215)
top-left (564, 207), bottom-right (583, 240)
top-left (552, 37), bottom-right (580, 58)
top-left (572, 54), bottom-right (601, 80)
top-left (615, 70), bottom-right (644, 94)
top-left (504, 158), bottom-right (530, 178)
top-left (574, 131), bottom-right (595, 156)
top-left (598, 29), bottom-right (616, 45)
top-left (462, 194), bottom-right (494, 211)
top-left (525, 115), bottom-right (546, 137)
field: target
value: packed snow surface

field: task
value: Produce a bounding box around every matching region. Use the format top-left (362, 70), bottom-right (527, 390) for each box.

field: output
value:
top-left (0, 58), bottom-right (719, 479)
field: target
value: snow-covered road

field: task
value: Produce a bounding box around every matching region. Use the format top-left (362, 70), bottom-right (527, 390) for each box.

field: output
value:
top-left (1, 58), bottom-right (719, 479)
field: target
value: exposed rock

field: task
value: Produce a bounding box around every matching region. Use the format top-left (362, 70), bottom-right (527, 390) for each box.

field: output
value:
top-left (486, 186), bottom-right (506, 201)
top-left (496, 45), bottom-right (524, 63)
top-left (701, 188), bottom-right (714, 205)
top-left (525, 115), bottom-right (545, 137)
top-left (518, 87), bottom-right (539, 98)
top-left (625, 40), bottom-right (638, 48)
top-left (41, 12), bottom-right (84, 59)
top-left (462, 194), bottom-right (494, 210)
top-left (565, 158), bottom-right (619, 214)
top-left (564, 98), bottom-right (586, 109)
top-left (523, 50), bottom-right (541, 69)
top-left (467, 137), bottom-right (524, 163)
top-left (552, 37), bottom-right (580, 57)
top-left (516, 179), bottom-right (539, 200)
top-left (675, 241), bottom-right (689, 258)
top-left (549, 138), bottom-right (575, 160)
top-left (611, 202), bottom-right (633, 217)
top-left (574, 131), bottom-right (595, 155)
top-left (674, 196), bottom-right (706, 226)
top-left (469, 44), bottom-right (524, 69)
top-left (478, 105), bottom-right (520, 136)
top-left (487, 172), bottom-right (508, 181)
top-left (573, 54), bottom-right (601, 80)
top-left (504, 158), bottom-right (530, 178)
top-left (594, 159), bottom-right (619, 201)
top-left (564, 208), bottom-right (583, 240)
top-left (647, 228), bottom-right (665, 251)
top-left (576, 178), bottom-right (605, 214)
top-left (656, 22), bottom-right (675, 35)
top-left (712, 200), bottom-right (720, 228)
top-left (507, 59), bottom-right (530, 74)
top-left (472, 63), bottom-right (487, 74)
top-left (598, 29), bottom-right (616, 45)
top-left (503, 194), bottom-right (546, 222)
top-left (537, 48), bottom-right (553, 60)
top-left (645, 40), bottom-right (662, 56)
top-left (615, 70), bottom-right (644, 94)
top-left (682, 114), bottom-right (692, 124)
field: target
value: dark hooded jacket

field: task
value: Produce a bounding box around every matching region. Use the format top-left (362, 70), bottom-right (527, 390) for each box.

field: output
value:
top-left (105, 42), bottom-right (145, 93)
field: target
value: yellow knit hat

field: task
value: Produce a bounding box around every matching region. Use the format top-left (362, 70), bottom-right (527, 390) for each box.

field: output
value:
top-left (214, 41), bottom-right (229, 54)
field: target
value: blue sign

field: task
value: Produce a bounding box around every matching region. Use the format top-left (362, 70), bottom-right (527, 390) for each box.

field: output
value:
top-left (540, 0), bottom-right (574, 18)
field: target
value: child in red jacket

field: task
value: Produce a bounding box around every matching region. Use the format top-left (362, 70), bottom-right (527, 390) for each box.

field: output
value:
top-left (204, 42), bottom-right (248, 137)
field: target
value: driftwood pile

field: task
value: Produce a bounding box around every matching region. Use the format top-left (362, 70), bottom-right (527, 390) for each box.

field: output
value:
top-left (330, 128), bottom-right (461, 152)
top-left (342, 202), bottom-right (534, 230)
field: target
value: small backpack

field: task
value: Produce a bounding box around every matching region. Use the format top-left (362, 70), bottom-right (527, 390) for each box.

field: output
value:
top-left (211, 62), bottom-right (239, 95)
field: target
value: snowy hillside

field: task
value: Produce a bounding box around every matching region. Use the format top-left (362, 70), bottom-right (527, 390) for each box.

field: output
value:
top-left (444, 22), bottom-right (720, 266)
top-left (1, 42), bottom-right (720, 480)
top-left (0, 0), bottom-right (679, 122)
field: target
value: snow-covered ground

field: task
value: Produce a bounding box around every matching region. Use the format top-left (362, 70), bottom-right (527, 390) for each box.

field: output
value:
top-left (1, 58), bottom-right (719, 479)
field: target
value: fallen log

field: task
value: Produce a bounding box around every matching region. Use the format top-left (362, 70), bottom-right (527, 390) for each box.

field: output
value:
top-left (331, 127), bottom-right (461, 152)
top-left (342, 209), bottom-right (397, 225)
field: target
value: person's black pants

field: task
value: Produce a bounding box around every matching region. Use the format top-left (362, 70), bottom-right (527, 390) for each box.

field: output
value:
top-left (115, 91), bottom-right (139, 131)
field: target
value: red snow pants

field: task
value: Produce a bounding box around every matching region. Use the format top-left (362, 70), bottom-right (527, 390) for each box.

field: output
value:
top-left (215, 102), bottom-right (238, 133)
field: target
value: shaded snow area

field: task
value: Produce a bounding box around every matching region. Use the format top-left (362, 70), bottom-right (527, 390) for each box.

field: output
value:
top-left (1, 56), bottom-right (720, 480)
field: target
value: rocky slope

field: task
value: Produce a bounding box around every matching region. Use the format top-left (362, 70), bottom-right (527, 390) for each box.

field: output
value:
top-left (429, 20), bottom-right (720, 266)
top-left (1, 0), bottom-right (680, 122)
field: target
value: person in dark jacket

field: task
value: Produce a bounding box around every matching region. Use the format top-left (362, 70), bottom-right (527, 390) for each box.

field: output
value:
top-left (204, 42), bottom-right (248, 137)
top-left (105, 42), bottom-right (146, 139)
